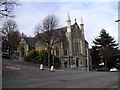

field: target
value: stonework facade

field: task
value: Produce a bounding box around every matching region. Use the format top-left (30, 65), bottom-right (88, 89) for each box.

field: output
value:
top-left (18, 17), bottom-right (92, 70)
top-left (18, 37), bottom-right (36, 56)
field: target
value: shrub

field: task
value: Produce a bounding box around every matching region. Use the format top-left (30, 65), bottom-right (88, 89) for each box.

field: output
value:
top-left (24, 49), bottom-right (39, 63)
top-left (24, 49), bottom-right (61, 68)
top-left (27, 49), bottom-right (39, 58)
top-left (24, 55), bottom-right (31, 62)
top-left (38, 50), bottom-right (48, 65)
top-left (24, 49), bottom-right (48, 64)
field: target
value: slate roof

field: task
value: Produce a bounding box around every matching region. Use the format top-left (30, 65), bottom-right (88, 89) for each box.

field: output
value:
top-left (85, 40), bottom-right (88, 44)
top-left (24, 22), bottom-right (88, 48)
top-left (35, 40), bottom-right (47, 47)
top-left (24, 37), bottom-right (36, 48)
top-left (35, 26), bottom-right (69, 48)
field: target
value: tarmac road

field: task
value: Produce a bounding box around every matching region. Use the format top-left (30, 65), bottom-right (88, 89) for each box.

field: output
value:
top-left (2, 59), bottom-right (118, 88)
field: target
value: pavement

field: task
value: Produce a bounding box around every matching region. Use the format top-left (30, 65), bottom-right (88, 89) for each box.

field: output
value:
top-left (2, 58), bottom-right (119, 88)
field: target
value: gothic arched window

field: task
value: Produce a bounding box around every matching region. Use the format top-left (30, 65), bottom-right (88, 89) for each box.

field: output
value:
top-left (56, 47), bottom-right (59, 56)
top-left (64, 49), bottom-right (67, 56)
top-left (74, 42), bottom-right (79, 54)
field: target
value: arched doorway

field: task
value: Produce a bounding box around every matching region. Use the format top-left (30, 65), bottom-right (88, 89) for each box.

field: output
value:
top-left (76, 58), bottom-right (79, 68)
top-left (21, 47), bottom-right (25, 57)
top-left (64, 61), bottom-right (67, 68)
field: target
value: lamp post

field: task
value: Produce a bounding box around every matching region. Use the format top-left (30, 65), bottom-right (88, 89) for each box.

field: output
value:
top-left (50, 47), bottom-right (55, 72)
top-left (52, 47), bottom-right (55, 68)
top-left (115, 19), bottom-right (120, 50)
top-left (115, 19), bottom-right (120, 22)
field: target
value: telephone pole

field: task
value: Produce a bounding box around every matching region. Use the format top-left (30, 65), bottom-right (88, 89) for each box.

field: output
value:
top-left (115, 19), bottom-right (120, 50)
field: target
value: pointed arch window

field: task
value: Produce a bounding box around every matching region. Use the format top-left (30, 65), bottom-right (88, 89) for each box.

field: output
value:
top-left (80, 40), bottom-right (82, 53)
top-left (74, 42), bottom-right (79, 54)
top-left (56, 47), bottom-right (59, 56)
top-left (64, 49), bottom-right (68, 56)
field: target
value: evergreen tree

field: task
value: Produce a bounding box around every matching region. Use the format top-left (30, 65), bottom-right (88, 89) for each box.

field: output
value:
top-left (92, 29), bottom-right (119, 71)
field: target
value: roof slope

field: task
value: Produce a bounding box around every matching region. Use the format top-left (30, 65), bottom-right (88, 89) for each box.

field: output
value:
top-left (25, 23), bottom-right (88, 48)
top-left (24, 37), bottom-right (36, 48)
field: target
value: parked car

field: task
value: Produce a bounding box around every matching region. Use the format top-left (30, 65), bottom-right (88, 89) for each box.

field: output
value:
top-left (2, 50), bottom-right (10, 58)
top-left (71, 65), bottom-right (77, 69)
top-left (110, 67), bottom-right (118, 72)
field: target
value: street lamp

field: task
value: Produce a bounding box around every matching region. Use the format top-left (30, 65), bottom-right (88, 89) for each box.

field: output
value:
top-left (50, 47), bottom-right (55, 72)
top-left (115, 19), bottom-right (120, 22)
top-left (115, 19), bottom-right (120, 50)
top-left (52, 47), bottom-right (55, 68)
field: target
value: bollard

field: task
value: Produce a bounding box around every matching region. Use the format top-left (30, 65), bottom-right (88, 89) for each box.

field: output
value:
top-left (50, 66), bottom-right (54, 72)
top-left (40, 64), bottom-right (44, 70)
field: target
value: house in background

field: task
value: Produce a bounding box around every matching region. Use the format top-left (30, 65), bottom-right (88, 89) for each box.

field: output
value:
top-left (18, 37), bottom-right (36, 57)
top-left (18, 16), bottom-right (92, 70)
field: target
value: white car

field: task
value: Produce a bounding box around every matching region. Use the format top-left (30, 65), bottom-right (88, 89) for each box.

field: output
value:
top-left (110, 67), bottom-right (118, 72)
top-left (71, 65), bottom-right (77, 69)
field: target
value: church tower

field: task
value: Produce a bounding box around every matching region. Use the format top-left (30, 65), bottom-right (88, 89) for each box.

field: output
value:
top-left (80, 17), bottom-right (84, 38)
top-left (66, 13), bottom-right (71, 33)
top-left (66, 13), bottom-right (73, 67)
top-left (80, 17), bottom-right (86, 68)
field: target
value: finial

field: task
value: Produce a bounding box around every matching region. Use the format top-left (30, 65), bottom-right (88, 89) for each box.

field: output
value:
top-left (68, 12), bottom-right (70, 20)
top-left (75, 18), bottom-right (77, 23)
top-left (81, 17), bottom-right (83, 24)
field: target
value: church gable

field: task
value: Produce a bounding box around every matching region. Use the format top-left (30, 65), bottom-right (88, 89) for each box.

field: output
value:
top-left (24, 37), bottom-right (36, 48)
top-left (71, 22), bottom-right (82, 41)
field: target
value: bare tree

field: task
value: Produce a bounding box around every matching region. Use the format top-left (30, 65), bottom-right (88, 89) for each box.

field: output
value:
top-left (35, 15), bottom-right (61, 67)
top-left (0, 0), bottom-right (19, 18)
top-left (2, 19), bottom-right (18, 34)
top-left (2, 19), bottom-right (21, 55)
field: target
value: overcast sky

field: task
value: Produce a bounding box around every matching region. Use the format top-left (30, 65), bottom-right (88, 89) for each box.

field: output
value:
top-left (14, 0), bottom-right (119, 48)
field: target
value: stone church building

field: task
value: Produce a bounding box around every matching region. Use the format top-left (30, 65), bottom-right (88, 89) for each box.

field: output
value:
top-left (18, 16), bottom-right (92, 70)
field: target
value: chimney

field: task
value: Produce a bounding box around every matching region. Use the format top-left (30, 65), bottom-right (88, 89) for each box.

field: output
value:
top-left (80, 17), bottom-right (84, 30)
top-left (66, 13), bottom-right (71, 32)
top-left (80, 24), bottom-right (84, 30)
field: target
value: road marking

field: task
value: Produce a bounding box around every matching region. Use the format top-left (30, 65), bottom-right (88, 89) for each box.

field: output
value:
top-left (6, 66), bottom-right (21, 70)
top-left (28, 81), bottom-right (59, 87)
top-left (27, 77), bottom-right (83, 87)
top-left (56, 70), bottom-right (65, 71)
top-left (1, 66), bottom-right (28, 71)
